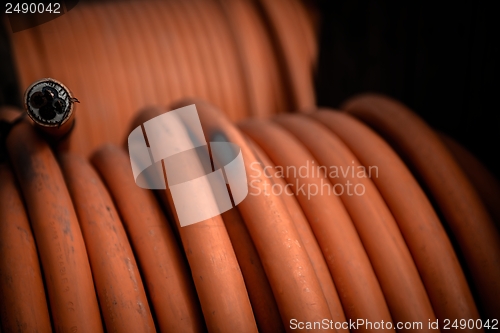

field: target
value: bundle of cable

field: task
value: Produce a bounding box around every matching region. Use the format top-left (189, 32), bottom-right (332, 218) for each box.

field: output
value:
top-left (1, 93), bottom-right (498, 332)
top-left (8, 0), bottom-right (317, 158)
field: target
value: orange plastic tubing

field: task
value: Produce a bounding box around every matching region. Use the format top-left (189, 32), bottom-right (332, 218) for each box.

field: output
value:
top-left (129, 106), bottom-right (258, 333)
top-left (91, 143), bottom-right (206, 333)
top-left (0, 163), bottom-right (52, 332)
top-left (60, 152), bottom-right (157, 332)
top-left (246, 136), bottom-right (347, 329)
top-left (221, 207), bottom-right (285, 332)
top-left (439, 133), bottom-right (500, 228)
top-left (343, 94), bottom-right (500, 319)
top-left (170, 99), bottom-right (333, 331)
top-left (6, 121), bottom-right (103, 333)
top-left (239, 119), bottom-right (393, 331)
top-left (311, 111), bottom-right (481, 326)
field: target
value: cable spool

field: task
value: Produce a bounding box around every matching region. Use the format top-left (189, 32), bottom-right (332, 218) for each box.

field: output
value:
top-left (2, 97), bottom-right (499, 331)
top-left (2, 0), bottom-right (499, 330)
top-left (10, 0), bottom-right (315, 157)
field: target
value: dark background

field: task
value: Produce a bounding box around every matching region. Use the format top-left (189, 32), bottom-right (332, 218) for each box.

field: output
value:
top-left (0, 17), bottom-right (21, 109)
top-left (1, 1), bottom-right (499, 177)
top-left (316, 0), bottom-right (499, 179)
